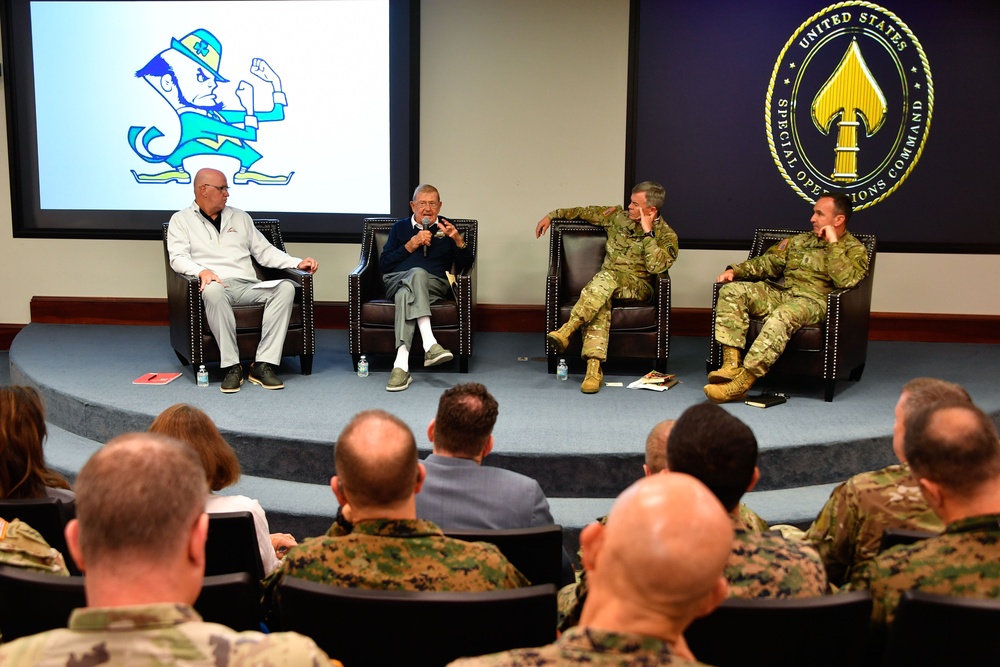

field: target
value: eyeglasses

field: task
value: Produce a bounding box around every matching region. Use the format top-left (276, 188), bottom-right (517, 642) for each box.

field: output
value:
top-left (413, 200), bottom-right (440, 208)
top-left (204, 184), bottom-right (229, 193)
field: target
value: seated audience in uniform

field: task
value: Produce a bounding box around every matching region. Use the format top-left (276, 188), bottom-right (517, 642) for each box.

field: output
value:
top-left (846, 401), bottom-right (1000, 628)
top-left (0, 386), bottom-right (73, 501)
top-left (0, 517), bottom-right (68, 575)
top-left (0, 432), bottom-right (331, 665)
top-left (803, 378), bottom-right (970, 586)
top-left (149, 403), bottom-right (295, 575)
top-left (449, 473), bottom-right (733, 666)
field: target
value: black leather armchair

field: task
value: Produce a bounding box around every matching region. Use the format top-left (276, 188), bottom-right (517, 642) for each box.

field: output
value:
top-left (707, 228), bottom-right (877, 402)
top-left (348, 218), bottom-right (477, 372)
top-left (545, 221), bottom-right (670, 373)
top-left (162, 219), bottom-right (315, 375)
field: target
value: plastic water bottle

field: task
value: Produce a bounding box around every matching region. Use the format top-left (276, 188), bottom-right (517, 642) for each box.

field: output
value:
top-left (357, 355), bottom-right (369, 378)
top-left (196, 364), bottom-right (209, 387)
top-left (557, 358), bottom-right (568, 381)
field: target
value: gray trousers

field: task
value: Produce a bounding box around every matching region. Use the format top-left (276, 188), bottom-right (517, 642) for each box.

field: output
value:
top-left (383, 268), bottom-right (450, 350)
top-left (201, 278), bottom-right (296, 367)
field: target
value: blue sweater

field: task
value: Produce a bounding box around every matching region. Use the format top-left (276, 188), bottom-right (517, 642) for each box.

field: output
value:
top-left (379, 217), bottom-right (474, 279)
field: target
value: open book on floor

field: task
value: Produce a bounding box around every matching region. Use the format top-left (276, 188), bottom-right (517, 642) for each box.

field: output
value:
top-left (627, 371), bottom-right (678, 392)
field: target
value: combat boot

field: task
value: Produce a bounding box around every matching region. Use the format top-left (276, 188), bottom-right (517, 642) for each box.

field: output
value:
top-left (581, 358), bottom-right (603, 394)
top-left (703, 367), bottom-right (757, 404)
top-left (708, 345), bottom-right (743, 384)
top-left (546, 317), bottom-right (583, 354)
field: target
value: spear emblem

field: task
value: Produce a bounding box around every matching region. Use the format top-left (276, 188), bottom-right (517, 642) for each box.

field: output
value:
top-left (811, 39), bottom-right (887, 182)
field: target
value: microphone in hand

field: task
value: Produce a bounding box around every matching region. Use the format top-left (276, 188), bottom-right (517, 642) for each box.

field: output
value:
top-left (421, 217), bottom-right (431, 257)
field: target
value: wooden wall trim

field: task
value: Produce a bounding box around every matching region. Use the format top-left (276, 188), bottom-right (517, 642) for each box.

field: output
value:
top-left (4, 297), bottom-right (997, 351)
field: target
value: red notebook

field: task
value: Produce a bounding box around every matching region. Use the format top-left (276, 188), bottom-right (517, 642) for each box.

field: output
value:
top-left (132, 372), bottom-right (182, 385)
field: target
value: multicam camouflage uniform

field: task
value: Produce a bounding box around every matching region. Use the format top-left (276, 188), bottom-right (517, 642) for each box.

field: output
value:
top-left (715, 231), bottom-right (869, 376)
top-left (804, 463), bottom-right (943, 587)
top-left (549, 206), bottom-right (678, 361)
top-left (0, 604), bottom-right (332, 667)
top-left (447, 627), bottom-right (709, 666)
top-left (846, 513), bottom-right (1000, 627)
top-left (0, 518), bottom-right (68, 575)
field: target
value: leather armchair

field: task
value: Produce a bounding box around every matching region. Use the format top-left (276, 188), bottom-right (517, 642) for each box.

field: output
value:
top-left (162, 219), bottom-right (315, 375)
top-left (706, 228), bottom-right (877, 401)
top-left (545, 221), bottom-right (670, 373)
top-left (349, 218), bottom-right (477, 372)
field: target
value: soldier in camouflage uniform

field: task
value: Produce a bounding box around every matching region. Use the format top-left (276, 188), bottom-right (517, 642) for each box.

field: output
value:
top-left (536, 181), bottom-right (678, 394)
top-left (845, 401), bottom-right (1000, 628)
top-left (263, 410), bottom-right (528, 624)
top-left (0, 433), bottom-right (331, 667)
top-left (450, 473), bottom-right (734, 667)
top-left (0, 517), bottom-right (68, 575)
top-left (804, 378), bottom-right (970, 587)
top-left (705, 192), bottom-right (869, 403)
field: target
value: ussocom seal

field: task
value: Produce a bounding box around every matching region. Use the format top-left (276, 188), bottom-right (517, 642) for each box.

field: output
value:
top-left (765, 2), bottom-right (932, 210)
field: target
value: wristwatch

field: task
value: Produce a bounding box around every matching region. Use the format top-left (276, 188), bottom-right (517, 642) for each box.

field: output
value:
top-left (644, 230), bottom-right (655, 239)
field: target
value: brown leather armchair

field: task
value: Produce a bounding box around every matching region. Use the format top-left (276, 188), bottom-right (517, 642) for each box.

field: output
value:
top-left (545, 221), bottom-right (670, 373)
top-left (706, 228), bottom-right (877, 401)
top-left (162, 220), bottom-right (315, 375)
top-left (349, 218), bottom-right (477, 373)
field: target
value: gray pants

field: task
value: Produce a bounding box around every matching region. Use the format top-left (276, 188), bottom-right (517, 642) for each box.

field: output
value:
top-left (201, 278), bottom-right (296, 367)
top-left (383, 268), bottom-right (450, 350)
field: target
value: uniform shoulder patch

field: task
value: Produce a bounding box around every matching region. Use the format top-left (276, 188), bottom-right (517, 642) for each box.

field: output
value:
top-left (602, 207), bottom-right (616, 217)
top-left (777, 238), bottom-right (790, 251)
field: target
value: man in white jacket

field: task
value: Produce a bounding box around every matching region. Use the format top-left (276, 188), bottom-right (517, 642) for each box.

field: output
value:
top-left (167, 168), bottom-right (318, 392)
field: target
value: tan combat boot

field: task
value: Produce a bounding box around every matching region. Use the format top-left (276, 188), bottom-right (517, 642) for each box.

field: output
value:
top-left (703, 367), bottom-right (757, 403)
top-left (546, 317), bottom-right (582, 354)
top-left (708, 345), bottom-right (743, 384)
top-left (581, 359), bottom-right (603, 394)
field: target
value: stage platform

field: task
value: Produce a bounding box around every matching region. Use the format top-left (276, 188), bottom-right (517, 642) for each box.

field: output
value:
top-left (9, 323), bottom-right (999, 554)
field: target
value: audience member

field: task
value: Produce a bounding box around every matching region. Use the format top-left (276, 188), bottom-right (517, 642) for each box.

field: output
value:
top-left (450, 473), bottom-right (733, 666)
top-left (535, 181), bottom-right (678, 393)
top-left (0, 386), bottom-right (72, 501)
top-left (149, 403), bottom-right (295, 575)
top-left (378, 184), bottom-right (473, 392)
top-left (0, 517), bottom-right (68, 575)
top-left (167, 167), bottom-right (319, 393)
top-left (0, 432), bottom-right (330, 665)
top-left (705, 191), bottom-right (869, 403)
top-left (263, 410), bottom-right (528, 621)
top-left (847, 402), bottom-right (1000, 628)
top-left (804, 378), bottom-right (969, 586)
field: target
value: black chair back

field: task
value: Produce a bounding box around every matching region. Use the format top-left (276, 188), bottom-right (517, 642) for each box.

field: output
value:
top-left (205, 511), bottom-right (265, 580)
top-left (878, 527), bottom-right (936, 554)
top-left (0, 565), bottom-right (85, 640)
top-left (195, 572), bottom-right (263, 632)
top-left (685, 591), bottom-right (872, 667)
top-left (277, 579), bottom-right (556, 667)
top-left (444, 525), bottom-right (564, 588)
top-left (0, 497), bottom-right (80, 575)
top-left (882, 590), bottom-right (1000, 666)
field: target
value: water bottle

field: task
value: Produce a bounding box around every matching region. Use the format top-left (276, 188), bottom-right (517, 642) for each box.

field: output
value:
top-left (357, 355), bottom-right (369, 378)
top-left (196, 364), bottom-right (209, 387)
top-left (557, 358), bottom-right (568, 381)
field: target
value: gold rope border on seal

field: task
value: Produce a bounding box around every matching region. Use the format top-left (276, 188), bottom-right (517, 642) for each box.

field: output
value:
top-left (764, 1), bottom-right (934, 210)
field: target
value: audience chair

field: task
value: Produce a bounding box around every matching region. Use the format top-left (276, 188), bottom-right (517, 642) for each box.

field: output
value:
top-left (349, 218), bottom-right (477, 373)
top-left (204, 511), bottom-right (266, 581)
top-left (0, 497), bottom-right (80, 575)
top-left (277, 579), bottom-right (556, 666)
top-left (685, 591), bottom-right (872, 667)
top-left (0, 565), bottom-right (85, 640)
top-left (878, 527), bottom-right (936, 554)
top-left (195, 573), bottom-right (264, 632)
top-left (882, 590), bottom-right (1000, 666)
top-left (706, 228), bottom-right (877, 401)
top-left (444, 524), bottom-right (565, 588)
top-left (162, 219), bottom-right (315, 376)
top-left (546, 221), bottom-right (670, 373)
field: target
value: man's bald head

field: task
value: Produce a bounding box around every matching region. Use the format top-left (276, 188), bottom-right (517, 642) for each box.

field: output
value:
top-left (644, 419), bottom-right (675, 475)
top-left (905, 402), bottom-right (1000, 499)
top-left (580, 473), bottom-right (733, 632)
top-left (334, 410), bottom-right (420, 511)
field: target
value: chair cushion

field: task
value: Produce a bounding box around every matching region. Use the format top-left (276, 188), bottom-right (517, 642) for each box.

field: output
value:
top-left (362, 300), bottom-right (460, 328)
top-left (748, 319), bottom-right (824, 351)
top-left (207, 305), bottom-right (302, 332)
top-left (559, 300), bottom-right (657, 331)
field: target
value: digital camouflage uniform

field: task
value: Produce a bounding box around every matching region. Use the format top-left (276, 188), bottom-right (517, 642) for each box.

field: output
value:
top-left (715, 231), bottom-right (869, 376)
top-left (0, 518), bottom-right (68, 576)
top-left (728, 522), bottom-right (827, 599)
top-left (0, 603), bottom-right (332, 667)
top-left (556, 506), bottom-right (778, 631)
top-left (803, 463), bottom-right (943, 587)
top-left (846, 513), bottom-right (1000, 628)
top-left (447, 627), bottom-right (709, 666)
top-left (549, 206), bottom-right (678, 361)
top-left (263, 518), bottom-right (529, 622)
